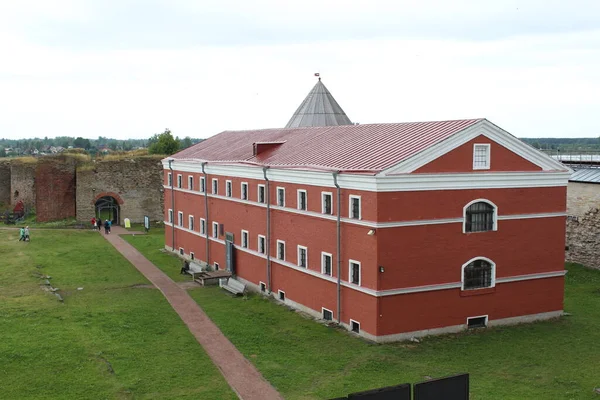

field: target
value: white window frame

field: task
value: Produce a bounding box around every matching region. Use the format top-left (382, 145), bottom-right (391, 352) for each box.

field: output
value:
top-left (177, 174), bottom-right (182, 188)
top-left (226, 180), bottom-right (232, 197)
top-left (167, 173), bottom-right (172, 186)
top-left (322, 307), bottom-right (334, 321)
top-left (241, 182), bottom-right (248, 200)
top-left (258, 235), bottom-right (266, 254)
top-left (241, 230), bottom-right (249, 248)
top-left (297, 245), bottom-right (308, 268)
top-left (177, 211), bottom-right (183, 227)
top-left (258, 184), bottom-right (266, 203)
top-left (190, 252), bottom-right (195, 260)
top-left (349, 195), bottom-right (361, 220)
top-left (168, 209), bottom-right (173, 223)
top-left (200, 177), bottom-right (206, 193)
top-left (473, 143), bottom-right (491, 170)
top-left (350, 319), bottom-right (360, 333)
top-left (214, 262), bottom-right (220, 270)
top-left (321, 252), bottom-right (333, 276)
top-left (349, 259), bottom-right (361, 286)
top-left (321, 191), bottom-right (333, 214)
top-left (188, 175), bottom-right (194, 190)
top-left (462, 199), bottom-right (498, 233)
top-left (276, 240), bottom-right (285, 261)
top-left (212, 178), bottom-right (218, 195)
top-left (212, 221), bottom-right (219, 238)
top-left (278, 290), bottom-right (286, 301)
top-left (200, 218), bottom-right (206, 235)
top-left (297, 189), bottom-right (307, 211)
top-left (188, 215), bottom-right (194, 231)
top-left (259, 281), bottom-right (266, 292)
top-left (461, 256), bottom-right (496, 291)
top-left (179, 247), bottom-right (184, 255)
top-left (276, 187), bottom-right (285, 207)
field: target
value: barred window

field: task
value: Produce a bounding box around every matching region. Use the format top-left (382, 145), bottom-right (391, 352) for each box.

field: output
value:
top-left (465, 201), bottom-right (495, 232)
top-left (463, 259), bottom-right (494, 290)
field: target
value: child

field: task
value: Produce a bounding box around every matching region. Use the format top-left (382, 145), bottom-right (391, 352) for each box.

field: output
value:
top-left (24, 226), bottom-right (30, 242)
top-left (19, 227), bottom-right (25, 241)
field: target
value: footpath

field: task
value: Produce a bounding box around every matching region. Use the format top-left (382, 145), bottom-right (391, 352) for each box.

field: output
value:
top-left (102, 226), bottom-right (283, 400)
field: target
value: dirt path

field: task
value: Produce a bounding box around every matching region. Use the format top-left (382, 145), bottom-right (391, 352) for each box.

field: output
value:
top-left (102, 226), bottom-right (283, 400)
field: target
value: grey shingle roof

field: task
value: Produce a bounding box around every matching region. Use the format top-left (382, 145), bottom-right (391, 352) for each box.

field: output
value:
top-left (284, 79), bottom-right (353, 128)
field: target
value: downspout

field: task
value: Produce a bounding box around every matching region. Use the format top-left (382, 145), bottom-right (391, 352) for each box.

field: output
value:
top-left (333, 171), bottom-right (342, 323)
top-left (201, 162), bottom-right (210, 266)
top-left (263, 166), bottom-right (272, 293)
top-left (168, 159), bottom-right (175, 252)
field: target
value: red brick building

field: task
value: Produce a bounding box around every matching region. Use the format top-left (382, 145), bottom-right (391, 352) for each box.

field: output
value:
top-left (163, 117), bottom-right (570, 342)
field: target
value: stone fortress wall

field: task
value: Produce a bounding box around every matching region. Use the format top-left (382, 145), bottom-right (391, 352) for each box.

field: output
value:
top-left (0, 160), bottom-right (11, 206)
top-left (565, 181), bottom-right (600, 269)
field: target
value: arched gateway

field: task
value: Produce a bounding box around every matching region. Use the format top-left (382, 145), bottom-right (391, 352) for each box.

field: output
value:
top-left (92, 192), bottom-right (123, 225)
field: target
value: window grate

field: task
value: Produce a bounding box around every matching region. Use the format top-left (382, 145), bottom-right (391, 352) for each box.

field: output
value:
top-left (465, 202), bottom-right (494, 232)
top-left (463, 259), bottom-right (493, 289)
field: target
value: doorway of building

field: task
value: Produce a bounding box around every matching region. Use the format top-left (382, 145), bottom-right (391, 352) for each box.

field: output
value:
top-left (95, 196), bottom-right (120, 225)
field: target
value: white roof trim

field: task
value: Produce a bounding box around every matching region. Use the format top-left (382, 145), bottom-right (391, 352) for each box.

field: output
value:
top-left (379, 119), bottom-right (570, 175)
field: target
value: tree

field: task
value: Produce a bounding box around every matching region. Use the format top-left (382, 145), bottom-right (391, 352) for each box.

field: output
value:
top-left (73, 137), bottom-right (91, 149)
top-left (181, 136), bottom-right (193, 150)
top-left (0, 147), bottom-right (6, 157)
top-left (148, 129), bottom-right (180, 155)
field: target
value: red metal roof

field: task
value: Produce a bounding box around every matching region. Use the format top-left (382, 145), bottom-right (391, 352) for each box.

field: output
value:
top-left (172, 119), bottom-right (484, 173)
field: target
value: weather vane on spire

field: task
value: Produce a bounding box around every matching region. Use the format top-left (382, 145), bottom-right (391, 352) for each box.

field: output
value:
top-left (314, 72), bottom-right (321, 81)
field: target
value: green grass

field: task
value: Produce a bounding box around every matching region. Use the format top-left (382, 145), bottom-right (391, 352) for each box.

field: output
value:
top-left (128, 228), bottom-right (600, 399)
top-left (0, 229), bottom-right (235, 399)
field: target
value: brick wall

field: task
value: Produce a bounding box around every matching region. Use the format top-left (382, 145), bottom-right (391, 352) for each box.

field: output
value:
top-left (76, 157), bottom-right (164, 224)
top-left (0, 161), bottom-right (10, 207)
top-left (35, 157), bottom-right (77, 222)
top-left (10, 161), bottom-right (36, 208)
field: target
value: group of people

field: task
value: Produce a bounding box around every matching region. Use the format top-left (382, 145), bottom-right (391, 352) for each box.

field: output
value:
top-left (91, 217), bottom-right (112, 234)
top-left (18, 226), bottom-right (30, 242)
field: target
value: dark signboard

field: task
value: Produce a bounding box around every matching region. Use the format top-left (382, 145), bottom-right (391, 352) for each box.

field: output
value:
top-left (414, 374), bottom-right (469, 400)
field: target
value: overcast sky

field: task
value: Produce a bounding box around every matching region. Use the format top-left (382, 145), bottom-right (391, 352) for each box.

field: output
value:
top-left (1, 0), bottom-right (599, 140)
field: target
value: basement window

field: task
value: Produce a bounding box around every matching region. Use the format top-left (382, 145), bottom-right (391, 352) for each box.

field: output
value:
top-left (260, 282), bottom-right (266, 292)
top-left (214, 262), bottom-right (220, 270)
top-left (467, 315), bottom-right (488, 329)
top-left (322, 308), bottom-right (333, 321)
top-left (278, 290), bottom-right (285, 301)
top-left (179, 248), bottom-right (184, 256)
top-left (190, 252), bottom-right (195, 260)
top-left (350, 320), bottom-right (360, 333)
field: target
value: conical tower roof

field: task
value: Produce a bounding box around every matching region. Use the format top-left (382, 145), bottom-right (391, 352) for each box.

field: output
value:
top-left (285, 78), bottom-right (352, 128)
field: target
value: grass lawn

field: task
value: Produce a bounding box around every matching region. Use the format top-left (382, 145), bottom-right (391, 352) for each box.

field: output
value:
top-left (0, 228), bottom-right (235, 399)
top-left (127, 228), bottom-right (600, 399)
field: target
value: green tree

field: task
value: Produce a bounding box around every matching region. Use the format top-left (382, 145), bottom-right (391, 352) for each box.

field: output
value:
top-left (148, 129), bottom-right (180, 155)
top-left (0, 147), bottom-right (6, 157)
top-left (180, 136), bottom-right (193, 150)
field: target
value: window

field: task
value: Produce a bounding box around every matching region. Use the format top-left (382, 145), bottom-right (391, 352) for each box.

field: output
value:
top-left (188, 215), bottom-right (194, 231)
top-left (200, 177), bottom-right (206, 193)
top-left (322, 308), bottom-right (333, 321)
top-left (278, 290), bottom-right (285, 301)
top-left (322, 252), bottom-right (332, 276)
top-left (297, 245), bottom-right (307, 268)
top-left (258, 235), bottom-right (266, 254)
top-left (178, 211), bottom-right (183, 227)
top-left (200, 218), bottom-right (206, 235)
top-left (212, 222), bottom-right (219, 238)
top-left (467, 315), bottom-right (488, 329)
top-left (214, 262), bottom-right (220, 270)
top-left (258, 184), bottom-right (266, 203)
top-left (177, 174), bottom-right (182, 188)
top-left (322, 192), bottom-right (333, 214)
top-left (212, 178), bottom-right (218, 195)
top-left (241, 230), bottom-right (249, 248)
top-left (167, 173), bottom-right (172, 186)
top-left (277, 187), bottom-right (285, 207)
top-left (297, 189), bottom-right (307, 211)
top-left (241, 182), bottom-right (248, 200)
top-left (350, 320), bottom-right (360, 333)
top-left (277, 240), bottom-right (285, 261)
top-left (473, 143), bottom-right (491, 170)
top-left (259, 282), bottom-right (266, 292)
top-left (349, 260), bottom-right (361, 286)
top-left (464, 200), bottom-right (496, 233)
top-left (188, 176), bottom-right (194, 190)
top-left (226, 180), bottom-right (232, 197)
top-left (349, 195), bottom-right (361, 219)
top-left (168, 209), bottom-right (173, 223)
top-left (462, 258), bottom-right (495, 290)
top-left (190, 252), bottom-right (195, 260)
top-left (179, 247), bottom-right (184, 255)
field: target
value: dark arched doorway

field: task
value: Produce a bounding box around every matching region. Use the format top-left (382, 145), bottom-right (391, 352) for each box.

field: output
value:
top-left (95, 196), bottom-right (120, 225)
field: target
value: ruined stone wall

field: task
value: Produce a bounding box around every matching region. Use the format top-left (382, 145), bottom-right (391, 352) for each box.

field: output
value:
top-left (76, 157), bottom-right (164, 224)
top-left (35, 156), bottom-right (77, 222)
top-left (566, 208), bottom-right (600, 269)
top-left (0, 161), bottom-right (11, 207)
top-left (10, 161), bottom-right (36, 208)
top-left (566, 182), bottom-right (600, 217)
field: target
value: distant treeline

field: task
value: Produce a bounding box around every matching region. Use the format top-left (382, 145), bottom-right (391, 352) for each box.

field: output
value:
top-left (521, 138), bottom-right (600, 151)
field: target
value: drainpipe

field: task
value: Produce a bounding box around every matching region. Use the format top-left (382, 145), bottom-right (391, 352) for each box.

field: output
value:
top-left (263, 166), bottom-right (272, 293)
top-left (333, 171), bottom-right (342, 323)
top-left (202, 162), bottom-right (210, 266)
top-left (168, 159), bottom-right (175, 252)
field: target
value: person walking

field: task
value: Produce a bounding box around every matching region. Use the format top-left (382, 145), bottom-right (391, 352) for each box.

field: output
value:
top-left (19, 227), bottom-right (25, 241)
top-left (91, 217), bottom-right (96, 230)
top-left (24, 226), bottom-right (30, 242)
top-left (104, 219), bottom-right (109, 235)
top-left (106, 219), bottom-right (112, 234)
top-left (97, 218), bottom-right (103, 232)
